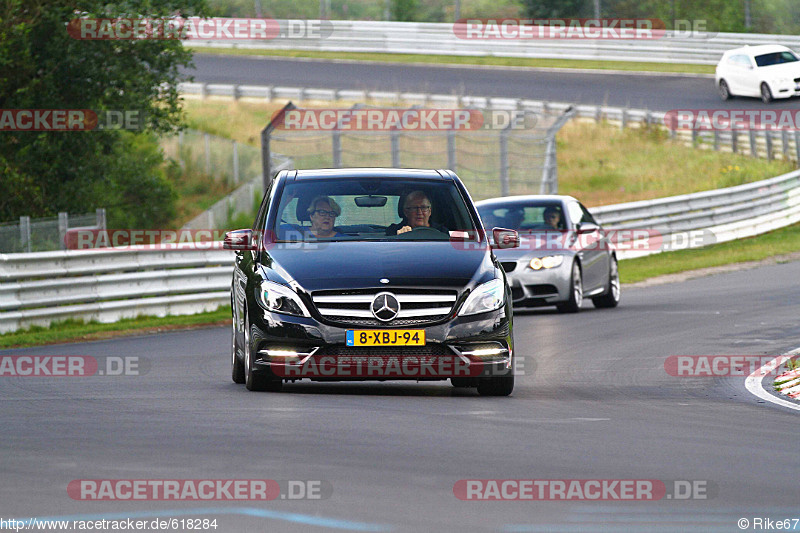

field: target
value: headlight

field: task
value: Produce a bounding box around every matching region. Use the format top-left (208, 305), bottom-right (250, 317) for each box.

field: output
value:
top-left (258, 280), bottom-right (310, 317)
top-left (529, 255), bottom-right (564, 270)
top-left (458, 278), bottom-right (505, 316)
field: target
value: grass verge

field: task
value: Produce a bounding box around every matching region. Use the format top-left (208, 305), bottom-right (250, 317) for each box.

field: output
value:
top-left (0, 307), bottom-right (232, 350)
top-left (189, 47), bottom-right (715, 75)
top-left (620, 222), bottom-right (800, 284)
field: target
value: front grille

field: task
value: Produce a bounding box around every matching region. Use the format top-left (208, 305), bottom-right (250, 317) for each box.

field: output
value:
top-left (311, 288), bottom-right (458, 326)
top-left (526, 284), bottom-right (558, 296)
top-left (501, 261), bottom-right (517, 272)
top-left (316, 344), bottom-right (453, 357)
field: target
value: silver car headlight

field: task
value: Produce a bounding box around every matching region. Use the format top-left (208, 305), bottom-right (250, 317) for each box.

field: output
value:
top-left (458, 278), bottom-right (505, 316)
top-left (529, 255), bottom-right (564, 270)
top-left (258, 280), bottom-right (310, 317)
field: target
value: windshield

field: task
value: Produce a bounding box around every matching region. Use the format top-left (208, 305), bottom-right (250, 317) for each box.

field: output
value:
top-left (754, 51), bottom-right (799, 67)
top-left (478, 202), bottom-right (566, 231)
top-left (272, 178), bottom-right (479, 242)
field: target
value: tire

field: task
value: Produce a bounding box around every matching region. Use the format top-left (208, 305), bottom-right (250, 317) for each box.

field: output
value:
top-left (556, 261), bottom-right (583, 313)
top-left (761, 82), bottom-right (773, 104)
top-left (244, 311), bottom-right (282, 392)
top-left (451, 377), bottom-right (477, 388)
top-left (718, 79), bottom-right (731, 101)
top-left (477, 376), bottom-right (514, 397)
top-left (231, 305), bottom-right (245, 384)
top-left (592, 256), bottom-right (620, 309)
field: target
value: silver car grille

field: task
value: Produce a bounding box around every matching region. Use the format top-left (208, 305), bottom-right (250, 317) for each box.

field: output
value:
top-left (311, 288), bottom-right (458, 326)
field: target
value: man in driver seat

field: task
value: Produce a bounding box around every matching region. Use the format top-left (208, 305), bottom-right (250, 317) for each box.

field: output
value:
top-left (386, 190), bottom-right (447, 235)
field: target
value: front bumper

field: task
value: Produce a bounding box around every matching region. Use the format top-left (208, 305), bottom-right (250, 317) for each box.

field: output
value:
top-left (505, 258), bottom-right (572, 306)
top-left (248, 307), bottom-right (513, 381)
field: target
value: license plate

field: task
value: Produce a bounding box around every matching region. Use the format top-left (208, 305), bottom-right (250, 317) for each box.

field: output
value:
top-left (346, 330), bottom-right (425, 347)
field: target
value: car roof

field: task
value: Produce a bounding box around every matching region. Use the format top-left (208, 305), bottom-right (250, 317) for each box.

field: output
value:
top-left (288, 168), bottom-right (452, 180)
top-left (724, 44), bottom-right (793, 57)
top-left (475, 195), bottom-right (578, 207)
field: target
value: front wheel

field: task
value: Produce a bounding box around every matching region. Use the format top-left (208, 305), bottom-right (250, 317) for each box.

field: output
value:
top-left (231, 310), bottom-right (245, 384)
top-left (592, 256), bottom-right (620, 309)
top-left (761, 82), bottom-right (773, 104)
top-left (718, 79), bottom-right (732, 101)
top-left (556, 261), bottom-right (583, 313)
top-left (244, 311), bottom-right (283, 392)
top-left (477, 376), bottom-right (514, 396)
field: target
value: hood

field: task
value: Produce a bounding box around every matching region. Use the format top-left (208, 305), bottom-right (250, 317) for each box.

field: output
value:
top-left (761, 63), bottom-right (800, 78)
top-left (264, 241), bottom-right (494, 292)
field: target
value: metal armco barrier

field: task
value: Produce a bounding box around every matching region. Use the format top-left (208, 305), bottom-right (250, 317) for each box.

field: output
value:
top-left (0, 246), bottom-right (233, 334)
top-left (183, 22), bottom-right (800, 65)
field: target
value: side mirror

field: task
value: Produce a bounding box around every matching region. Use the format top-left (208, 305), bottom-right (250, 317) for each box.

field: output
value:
top-left (576, 222), bottom-right (599, 234)
top-left (224, 229), bottom-right (253, 250)
top-left (492, 227), bottom-right (519, 249)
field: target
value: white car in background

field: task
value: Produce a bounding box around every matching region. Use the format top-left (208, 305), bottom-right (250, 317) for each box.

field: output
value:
top-left (715, 44), bottom-right (800, 103)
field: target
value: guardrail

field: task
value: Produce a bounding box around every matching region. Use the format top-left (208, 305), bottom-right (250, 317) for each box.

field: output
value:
top-left (593, 168), bottom-right (800, 259)
top-left (0, 246), bottom-right (233, 334)
top-left (184, 21), bottom-right (800, 65)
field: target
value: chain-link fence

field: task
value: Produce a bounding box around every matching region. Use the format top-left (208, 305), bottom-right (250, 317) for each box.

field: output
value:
top-left (161, 130), bottom-right (262, 187)
top-left (0, 210), bottom-right (106, 253)
top-left (264, 104), bottom-right (574, 201)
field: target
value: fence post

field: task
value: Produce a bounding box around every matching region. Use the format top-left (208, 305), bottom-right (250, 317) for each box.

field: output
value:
top-left (19, 216), bottom-right (31, 253)
top-left (96, 208), bottom-right (106, 230)
top-left (204, 133), bottom-right (211, 174)
top-left (332, 131), bottom-right (342, 168)
top-left (232, 140), bottom-right (240, 184)
top-left (499, 128), bottom-right (509, 197)
top-left (447, 129), bottom-right (456, 171)
top-left (713, 130), bottom-right (719, 151)
top-left (765, 130), bottom-right (773, 161)
top-left (595, 105), bottom-right (601, 123)
top-left (620, 108), bottom-right (627, 130)
top-left (782, 130), bottom-right (789, 158)
top-left (795, 131), bottom-right (800, 166)
top-left (749, 130), bottom-right (757, 157)
top-left (390, 130), bottom-right (400, 167)
top-left (731, 130), bottom-right (738, 154)
top-left (58, 212), bottom-right (68, 251)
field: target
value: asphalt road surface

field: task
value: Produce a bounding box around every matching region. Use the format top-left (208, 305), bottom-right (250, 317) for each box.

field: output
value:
top-left (2, 260), bottom-right (799, 531)
top-left (185, 54), bottom-right (800, 112)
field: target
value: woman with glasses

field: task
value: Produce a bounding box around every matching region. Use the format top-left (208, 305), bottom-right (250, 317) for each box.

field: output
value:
top-left (306, 196), bottom-right (344, 239)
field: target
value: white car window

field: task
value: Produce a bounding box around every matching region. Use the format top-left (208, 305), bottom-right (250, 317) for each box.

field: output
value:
top-left (567, 202), bottom-right (583, 226)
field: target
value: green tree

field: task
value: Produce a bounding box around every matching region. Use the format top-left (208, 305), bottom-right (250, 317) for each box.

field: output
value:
top-left (0, 0), bottom-right (208, 227)
top-left (391, 0), bottom-right (419, 21)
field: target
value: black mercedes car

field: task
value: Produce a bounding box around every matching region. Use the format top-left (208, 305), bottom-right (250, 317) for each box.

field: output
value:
top-left (224, 168), bottom-right (517, 396)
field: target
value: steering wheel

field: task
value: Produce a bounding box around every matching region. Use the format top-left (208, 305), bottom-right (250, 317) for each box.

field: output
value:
top-left (394, 226), bottom-right (448, 239)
